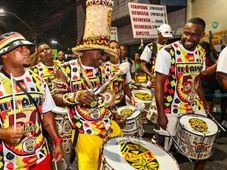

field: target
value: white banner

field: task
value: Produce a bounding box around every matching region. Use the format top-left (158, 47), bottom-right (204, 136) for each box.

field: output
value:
top-left (128, 2), bottom-right (168, 39)
top-left (110, 27), bottom-right (118, 41)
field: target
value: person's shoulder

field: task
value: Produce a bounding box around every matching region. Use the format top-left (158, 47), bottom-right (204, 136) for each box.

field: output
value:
top-left (162, 42), bottom-right (175, 53)
top-left (27, 69), bottom-right (42, 80)
top-left (220, 46), bottom-right (227, 54)
top-left (146, 42), bottom-right (156, 48)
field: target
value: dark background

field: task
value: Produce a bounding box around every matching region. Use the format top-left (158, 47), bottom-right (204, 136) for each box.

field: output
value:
top-left (0, 0), bottom-right (85, 51)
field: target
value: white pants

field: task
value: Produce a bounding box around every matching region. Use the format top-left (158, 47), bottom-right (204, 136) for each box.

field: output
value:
top-left (155, 114), bottom-right (178, 151)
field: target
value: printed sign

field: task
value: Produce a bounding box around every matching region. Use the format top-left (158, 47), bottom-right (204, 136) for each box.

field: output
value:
top-left (110, 27), bottom-right (118, 41)
top-left (128, 2), bottom-right (168, 39)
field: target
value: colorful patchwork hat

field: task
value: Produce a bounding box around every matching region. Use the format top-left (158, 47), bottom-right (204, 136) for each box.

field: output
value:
top-left (0, 32), bottom-right (34, 55)
top-left (72, 0), bottom-right (117, 56)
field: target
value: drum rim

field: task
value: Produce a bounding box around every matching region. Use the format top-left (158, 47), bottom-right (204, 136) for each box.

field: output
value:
top-left (179, 114), bottom-right (218, 137)
top-left (102, 136), bottom-right (180, 170)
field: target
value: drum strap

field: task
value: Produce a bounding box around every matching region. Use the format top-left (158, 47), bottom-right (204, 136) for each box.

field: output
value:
top-left (69, 127), bottom-right (79, 164)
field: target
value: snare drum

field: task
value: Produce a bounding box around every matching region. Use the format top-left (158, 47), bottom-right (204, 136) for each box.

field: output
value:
top-left (132, 89), bottom-right (153, 106)
top-left (101, 137), bottom-right (179, 170)
top-left (175, 114), bottom-right (218, 160)
top-left (52, 106), bottom-right (72, 166)
top-left (132, 89), bottom-right (153, 122)
top-left (117, 105), bottom-right (143, 137)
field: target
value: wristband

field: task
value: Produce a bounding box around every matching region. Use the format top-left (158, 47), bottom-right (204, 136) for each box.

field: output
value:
top-left (53, 137), bottom-right (63, 145)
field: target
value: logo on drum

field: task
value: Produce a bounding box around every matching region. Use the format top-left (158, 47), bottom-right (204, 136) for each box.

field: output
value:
top-left (22, 137), bottom-right (36, 153)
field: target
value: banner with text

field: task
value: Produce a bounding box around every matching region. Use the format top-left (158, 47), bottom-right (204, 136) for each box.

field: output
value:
top-left (110, 27), bottom-right (118, 41)
top-left (128, 2), bottom-right (168, 39)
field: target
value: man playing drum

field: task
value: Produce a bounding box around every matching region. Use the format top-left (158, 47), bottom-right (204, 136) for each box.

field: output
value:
top-left (31, 43), bottom-right (70, 169)
top-left (0, 32), bottom-right (63, 169)
top-left (61, 1), bottom-right (124, 169)
top-left (154, 17), bottom-right (208, 170)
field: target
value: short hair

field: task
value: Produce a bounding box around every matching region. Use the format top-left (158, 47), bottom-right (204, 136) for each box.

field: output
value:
top-left (187, 17), bottom-right (206, 29)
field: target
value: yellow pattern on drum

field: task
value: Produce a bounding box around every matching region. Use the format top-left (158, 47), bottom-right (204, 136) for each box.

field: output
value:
top-left (189, 118), bottom-right (208, 133)
top-left (134, 92), bottom-right (152, 101)
top-left (120, 108), bottom-right (133, 117)
top-left (120, 142), bottom-right (159, 170)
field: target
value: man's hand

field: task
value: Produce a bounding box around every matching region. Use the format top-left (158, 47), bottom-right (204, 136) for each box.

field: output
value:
top-left (52, 143), bottom-right (64, 161)
top-left (157, 113), bottom-right (168, 130)
top-left (78, 90), bottom-right (96, 106)
top-left (0, 126), bottom-right (24, 145)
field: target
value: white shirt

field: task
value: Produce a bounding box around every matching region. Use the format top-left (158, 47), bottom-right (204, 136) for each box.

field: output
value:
top-left (140, 43), bottom-right (154, 63)
top-left (217, 46), bottom-right (227, 74)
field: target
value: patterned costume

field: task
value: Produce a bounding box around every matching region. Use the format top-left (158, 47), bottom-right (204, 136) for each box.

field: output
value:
top-left (140, 42), bottom-right (163, 76)
top-left (105, 61), bottom-right (131, 105)
top-left (155, 41), bottom-right (206, 115)
top-left (63, 59), bottom-right (122, 170)
top-left (0, 70), bottom-right (55, 169)
top-left (31, 60), bottom-right (68, 95)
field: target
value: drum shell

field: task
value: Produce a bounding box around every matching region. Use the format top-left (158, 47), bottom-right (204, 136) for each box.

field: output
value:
top-left (117, 106), bottom-right (143, 137)
top-left (175, 114), bottom-right (218, 160)
top-left (131, 88), bottom-right (153, 123)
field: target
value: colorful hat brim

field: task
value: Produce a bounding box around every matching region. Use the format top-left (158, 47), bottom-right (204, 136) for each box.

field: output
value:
top-left (0, 39), bottom-right (34, 55)
top-left (72, 44), bottom-right (117, 57)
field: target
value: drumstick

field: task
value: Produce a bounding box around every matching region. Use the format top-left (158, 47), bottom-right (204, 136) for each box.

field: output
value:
top-left (95, 62), bottom-right (130, 95)
top-left (10, 73), bottom-right (17, 130)
top-left (206, 112), bottom-right (226, 132)
top-left (54, 161), bottom-right (58, 170)
top-left (165, 129), bottom-right (193, 163)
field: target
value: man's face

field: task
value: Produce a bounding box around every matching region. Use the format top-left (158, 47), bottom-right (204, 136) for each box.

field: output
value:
top-left (37, 44), bottom-right (53, 63)
top-left (158, 32), bottom-right (170, 45)
top-left (181, 23), bottom-right (205, 51)
top-left (4, 46), bottom-right (31, 67)
top-left (120, 46), bottom-right (127, 59)
top-left (109, 41), bottom-right (120, 64)
top-left (88, 49), bottom-right (107, 68)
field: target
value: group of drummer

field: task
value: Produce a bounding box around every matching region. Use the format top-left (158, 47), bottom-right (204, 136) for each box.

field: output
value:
top-left (30, 3), bottom-right (220, 170)
top-left (1, 0), bottom-right (227, 170)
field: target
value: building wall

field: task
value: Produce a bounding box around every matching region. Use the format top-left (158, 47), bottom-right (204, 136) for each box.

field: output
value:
top-left (187, 0), bottom-right (227, 45)
top-left (168, 8), bottom-right (186, 36)
top-left (76, 4), bottom-right (85, 44)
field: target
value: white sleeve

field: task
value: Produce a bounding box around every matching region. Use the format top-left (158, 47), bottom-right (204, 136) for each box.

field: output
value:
top-left (140, 45), bottom-right (152, 62)
top-left (42, 83), bottom-right (56, 113)
top-left (154, 48), bottom-right (171, 75)
top-left (125, 70), bottom-right (132, 84)
top-left (217, 47), bottom-right (227, 74)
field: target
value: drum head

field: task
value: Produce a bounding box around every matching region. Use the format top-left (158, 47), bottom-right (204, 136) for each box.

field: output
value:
top-left (179, 114), bottom-right (218, 136)
top-left (117, 106), bottom-right (140, 119)
top-left (132, 89), bottom-right (153, 104)
top-left (102, 137), bottom-right (179, 170)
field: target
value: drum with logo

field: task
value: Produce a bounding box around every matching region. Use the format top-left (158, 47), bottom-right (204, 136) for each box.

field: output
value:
top-left (100, 137), bottom-right (179, 170)
top-left (117, 105), bottom-right (143, 137)
top-left (52, 106), bottom-right (72, 168)
top-left (175, 114), bottom-right (218, 160)
top-left (132, 89), bottom-right (153, 123)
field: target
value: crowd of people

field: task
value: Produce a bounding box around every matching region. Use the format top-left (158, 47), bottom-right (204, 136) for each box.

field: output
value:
top-left (0, 1), bottom-right (227, 170)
